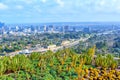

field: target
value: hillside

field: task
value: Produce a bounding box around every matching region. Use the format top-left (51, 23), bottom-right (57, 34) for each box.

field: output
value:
top-left (0, 47), bottom-right (120, 80)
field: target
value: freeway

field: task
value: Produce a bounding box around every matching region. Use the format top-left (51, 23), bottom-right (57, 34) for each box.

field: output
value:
top-left (5, 29), bottom-right (120, 60)
top-left (7, 37), bottom-right (120, 60)
top-left (50, 37), bottom-right (90, 52)
top-left (5, 37), bottom-right (90, 57)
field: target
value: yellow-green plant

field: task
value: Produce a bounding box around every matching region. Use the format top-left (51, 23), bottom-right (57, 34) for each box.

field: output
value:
top-left (10, 56), bottom-right (19, 72)
top-left (74, 59), bottom-right (85, 79)
top-left (95, 54), bottom-right (115, 68)
top-left (83, 54), bottom-right (92, 65)
top-left (87, 46), bottom-right (96, 57)
top-left (3, 56), bottom-right (11, 71)
top-left (110, 60), bottom-right (118, 69)
top-left (0, 61), bottom-right (6, 75)
top-left (29, 52), bottom-right (41, 60)
top-left (95, 54), bottom-right (103, 67)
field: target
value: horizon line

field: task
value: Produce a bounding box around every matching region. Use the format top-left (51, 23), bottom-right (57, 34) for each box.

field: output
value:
top-left (5, 21), bottom-right (120, 25)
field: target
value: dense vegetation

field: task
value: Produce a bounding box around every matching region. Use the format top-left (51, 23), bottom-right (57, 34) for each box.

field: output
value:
top-left (88, 33), bottom-right (120, 54)
top-left (0, 47), bottom-right (119, 80)
top-left (0, 32), bottom-right (87, 53)
top-left (73, 32), bottom-right (120, 57)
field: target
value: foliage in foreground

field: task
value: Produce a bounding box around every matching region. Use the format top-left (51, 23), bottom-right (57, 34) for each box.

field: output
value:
top-left (0, 47), bottom-right (119, 80)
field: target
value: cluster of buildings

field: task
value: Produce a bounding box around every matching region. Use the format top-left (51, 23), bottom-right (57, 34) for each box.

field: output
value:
top-left (0, 23), bottom-right (78, 35)
top-left (0, 22), bottom-right (120, 36)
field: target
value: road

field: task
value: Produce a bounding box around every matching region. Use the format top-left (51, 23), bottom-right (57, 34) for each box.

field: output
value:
top-left (6, 37), bottom-right (90, 57)
top-left (5, 30), bottom-right (120, 60)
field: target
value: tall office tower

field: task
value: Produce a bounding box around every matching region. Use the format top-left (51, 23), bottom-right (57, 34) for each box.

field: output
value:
top-left (112, 25), bottom-right (115, 30)
top-left (8, 27), bottom-right (11, 31)
top-left (37, 26), bottom-right (40, 31)
top-left (73, 27), bottom-right (76, 32)
top-left (51, 27), bottom-right (54, 33)
top-left (64, 25), bottom-right (69, 32)
top-left (83, 27), bottom-right (90, 33)
top-left (28, 28), bottom-right (31, 33)
top-left (44, 25), bottom-right (47, 32)
top-left (1, 27), bottom-right (5, 34)
top-left (61, 26), bottom-right (64, 33)
top-left (16, 26), bottom-right (19, 31)
top-left (0, 22), bottom-right (5, 34)
top-left (51, 25), bottom-right (54, 33)
top-left (49, 25), bottom-right (54, 33)
top-left (0, 22), bottom-right (4, 28)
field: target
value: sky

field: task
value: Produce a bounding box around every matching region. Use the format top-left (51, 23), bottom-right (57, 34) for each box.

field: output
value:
top-left (0, 0), bottom-right (120, 23)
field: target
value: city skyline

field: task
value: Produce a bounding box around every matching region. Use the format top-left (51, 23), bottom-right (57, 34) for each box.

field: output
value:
top-left (0, 0), bottom-right (120, 23)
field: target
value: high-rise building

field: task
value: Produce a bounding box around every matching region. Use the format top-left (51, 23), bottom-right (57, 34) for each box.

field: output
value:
top-left (60, 26), bottom-right (64, 33)
top-left (83, 27), bottom-right (90, 33)
top-left (0, 22), bottom-right (4, 28)
top-left (64, 25), bottom-right (69, 32)
top-left (49, 25), bottom-right (54, 33)
top-left (15, 26), bottom-right (19, 31)
top-left (73, 27), bottom-right (76, 32)
top-left (0, 22), bottom-right (5, 34)
top-left (44, 25), bottom-right (47, 32)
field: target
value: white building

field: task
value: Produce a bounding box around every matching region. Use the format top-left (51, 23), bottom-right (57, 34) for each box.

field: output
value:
top-left (48, 45), bottom-right (56, 50)
top-left (61, 41), bottom-right (70, 46)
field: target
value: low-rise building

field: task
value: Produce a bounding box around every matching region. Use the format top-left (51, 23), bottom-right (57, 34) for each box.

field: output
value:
top-left (19, 49), bottom-right (31, 54)
top-left (61, 41), bottom-right (70, 46)
top-left (48, 45), bottom-right (56, 50)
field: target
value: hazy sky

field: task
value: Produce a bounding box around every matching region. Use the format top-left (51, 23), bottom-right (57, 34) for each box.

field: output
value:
top-left (0, 0), bottom-right (120, 23)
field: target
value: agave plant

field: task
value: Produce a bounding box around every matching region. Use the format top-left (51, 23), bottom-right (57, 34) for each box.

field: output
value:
top-left (106, 54), bottom-right (114, 68)
top-left (95, 54), bottom-right (118, 69)
top-left (10, 56), bottom-right (19, 72)
top-left (29, 52), bottom-right (41, 61)
top-left (110, 60), bottom-right (118, 69)
top-left (74, 59), bottom-right (85, 79)
top-left (101, 57), bottom-right (109, 68)
top-left (21, 58), bottom-right (32, 71)
top-left (87, 46), bottom-right (96, 57)
top-left (0, 61), bottom-right (6, 75)
top-left (95, 54), bottom-right (103, 67)
top-left (2, 56), bottom-right (11, 71)
top-left (83, 54), bottom-right (92, 65)
top-left (106, 54), bottom-right (114, 60)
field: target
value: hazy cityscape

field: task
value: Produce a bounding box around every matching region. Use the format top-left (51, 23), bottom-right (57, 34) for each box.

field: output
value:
top-left (0, 22), bottom-right (120, 55)
top-left (1, 22), bottom-right (120, 35)
top-left (1, 0), bottom-right (120, 80)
